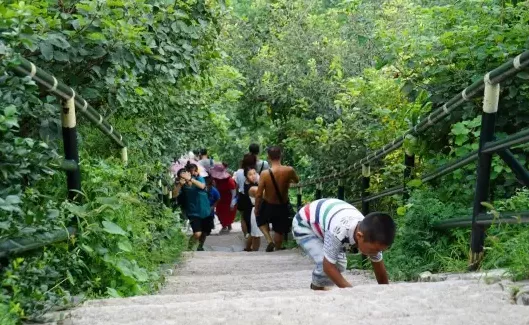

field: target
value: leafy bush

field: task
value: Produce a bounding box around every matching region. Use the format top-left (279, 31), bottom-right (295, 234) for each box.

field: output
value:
top-left (482, 189), bottom-right (529, 280)
top-left (1, 0), bottom-right (224, 321)
top-left (383, 189), bottom-right (470, 281)
top-left (1, 155), bottom-right (186, 322)
top-left (382, 188), bottom-right (529, 281)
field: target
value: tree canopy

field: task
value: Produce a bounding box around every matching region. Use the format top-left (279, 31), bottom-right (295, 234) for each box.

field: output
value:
top-left (1, 0), bottom-right (529, 323)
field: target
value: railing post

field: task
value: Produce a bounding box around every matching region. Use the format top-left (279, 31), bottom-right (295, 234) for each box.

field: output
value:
top-left (121, 147), bottom-right (128, 165)
top-left (315, 183), bottom-right (322, 200)
top-left (337, 179), bottom-right (345, 200)
top-left (361, 165), bottom-right (370, 215)
top-left (62, 92), bottom-right (81, 201)
top-left (158, 178), bottom-right (164, 202)
top-left (470, 74), bottom-right (499, 269)
top-left (297, 187), bottom-right (303, 211)
top-left (360, 165), bottom-right (370, 268)
top-left (403, 152), bottom-right (415, 201)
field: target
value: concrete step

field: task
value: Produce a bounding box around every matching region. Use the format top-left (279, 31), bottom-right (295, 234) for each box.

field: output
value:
top-left (67, 281), bottom-right (529, 325)
top-left (181, 249), bottom-right (304, 259)
top-left (174, 254), bottom-right (315, 276)
top-left (161, 269), bottom-right (374, 294)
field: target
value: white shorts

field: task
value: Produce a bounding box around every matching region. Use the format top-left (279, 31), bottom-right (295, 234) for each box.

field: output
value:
top-left (250, 208), bottom-right (263, 237)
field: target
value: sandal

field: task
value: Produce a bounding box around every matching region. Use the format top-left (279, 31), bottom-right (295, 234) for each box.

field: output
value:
top-left (266, 242), bottom-right (275, 252)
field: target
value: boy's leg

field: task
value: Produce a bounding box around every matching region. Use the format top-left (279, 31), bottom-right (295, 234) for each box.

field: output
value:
top-left (297, 234), bottom-right (336, 289)
top-left (188, 218), bottom-right (202, 250)
top-left (244, 236), bottom-right (252, 251)
top-left (273, 232), bottom-right (283, 250)
top-left (271, 210), bottom-right (290, 250)
top-left (257, 203), bottom-right (275, 251)
top-left (197, 233), bottom-right (207, 251)
top-left (259, 224), bottom-right (275, 252)
top-left (251, 237), bottom-right (261, 251)
top-left (241, 216), bottom-right (248, 236)
top-left (188, 232), bottom-right (202, 250)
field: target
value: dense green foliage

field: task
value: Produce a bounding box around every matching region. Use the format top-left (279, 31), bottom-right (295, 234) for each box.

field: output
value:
top-left (1, 0), bottom-right (228, 322)
top-left (212, 0), bottom-right (529, 281)
top-left (1, 0), bottom-right (529, 322)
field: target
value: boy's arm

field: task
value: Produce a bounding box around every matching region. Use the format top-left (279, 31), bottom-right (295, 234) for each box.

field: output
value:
top-left (323, 232), bottom-right (351, 288)
top-left (371, 260), bottom-right (389, 284)
top-left (323, 258), bottom-right (352, 288)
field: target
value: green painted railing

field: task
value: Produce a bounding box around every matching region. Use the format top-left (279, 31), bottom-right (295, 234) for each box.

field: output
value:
top-left (292, 50), bottom-right (529, 269)
top-left (0, 56), bottom-right (128, 261)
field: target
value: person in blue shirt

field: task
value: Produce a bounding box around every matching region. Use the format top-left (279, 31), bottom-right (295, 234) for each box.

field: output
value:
top-left (173, 164), bottom-right (212, 251)
top-left (206, 176), bottom-right (221, 219)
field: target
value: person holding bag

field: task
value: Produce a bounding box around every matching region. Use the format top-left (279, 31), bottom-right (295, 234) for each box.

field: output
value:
top-left (255, 146), bottom-right (299, 252)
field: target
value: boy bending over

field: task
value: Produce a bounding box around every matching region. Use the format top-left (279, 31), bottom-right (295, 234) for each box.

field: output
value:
top-left (292, 198), bottom-right (395, 290)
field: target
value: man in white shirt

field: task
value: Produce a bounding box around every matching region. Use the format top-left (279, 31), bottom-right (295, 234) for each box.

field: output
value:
top-left (249, 143), bottom-right (269, 174)
top-left (197, 148), bottom-right (214, 171)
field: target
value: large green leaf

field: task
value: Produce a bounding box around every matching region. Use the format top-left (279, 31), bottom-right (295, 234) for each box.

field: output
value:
top-left (39, 42), bottom-right (54, 60)
top-left (102, 220), bottom-right (128, 236)
top-left (117, 239), bottom-right (133, 252)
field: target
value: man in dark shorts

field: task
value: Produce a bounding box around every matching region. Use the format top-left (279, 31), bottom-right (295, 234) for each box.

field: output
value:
top-left (255, 146), bottom-right (299, 252)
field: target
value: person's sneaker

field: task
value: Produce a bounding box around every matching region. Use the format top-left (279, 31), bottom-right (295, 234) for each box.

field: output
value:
top-left (219, 227), bottom-right (229, 234)
top-left (266, 242), bottom-right (275, 252)
top-left (197, 246), bottom-right (205, 251)
top-left (310, 283), bottom-right (330, 291)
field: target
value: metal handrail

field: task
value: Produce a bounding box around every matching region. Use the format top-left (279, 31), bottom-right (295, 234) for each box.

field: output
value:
top-left (433, 211), bottom-right (529, 229)
top-left (10, 57), bottom-right (126, 148)
top-left (293, 50), bottom-right (529, 188)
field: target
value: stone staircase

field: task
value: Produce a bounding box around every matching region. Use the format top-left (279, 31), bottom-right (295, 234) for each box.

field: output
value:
top-left (51, 223), bottom-right (529, 324)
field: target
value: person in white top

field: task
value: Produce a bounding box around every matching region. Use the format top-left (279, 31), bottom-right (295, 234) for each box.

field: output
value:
top-left (197, 148), bottom-right (214, 171)
top-left (249, 143), bottom-right (269, 174)
top-left (292, 199), bottom-right (395, 290)
top-left (243, 168), bottom-right (264, 251)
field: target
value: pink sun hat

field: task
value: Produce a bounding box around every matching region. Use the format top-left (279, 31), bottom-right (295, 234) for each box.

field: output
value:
top-left (209, 163), bottom-right (231, 179)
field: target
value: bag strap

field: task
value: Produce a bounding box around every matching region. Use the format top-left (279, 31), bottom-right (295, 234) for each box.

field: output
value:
top-left (259, 161), bottom-right (265, 174)
top-left (269, 169), bottom-right (285, 204)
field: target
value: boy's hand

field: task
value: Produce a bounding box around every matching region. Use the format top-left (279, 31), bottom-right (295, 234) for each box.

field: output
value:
top-left (371, 260), bottom-right (389, 284)
top-left (323, 257), bottom-right (352, 288)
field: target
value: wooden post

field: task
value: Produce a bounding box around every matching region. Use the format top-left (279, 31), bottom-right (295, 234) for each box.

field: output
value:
top-left (297, 187), bottom-right (303, 211)
top-left (337, 179), bottom-right (345, 200)
top-left (315, 183), bottom-right (322, 200)
top-left (61, 91), bottom-right (81, 201)
top-left (470, 74), bottom-right (499, 269)
top-left (403, 152), bottom-right (415, 201)
top-left (361, 165), bottom-right (370, 215)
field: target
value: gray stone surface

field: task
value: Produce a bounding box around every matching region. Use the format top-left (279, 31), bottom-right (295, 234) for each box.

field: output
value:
top-left (54, 223), bottom-right (529, 324)
top-left (418, 268), bottom-right (512, 284)
top-left (516, 286), bottom-right (529, 306)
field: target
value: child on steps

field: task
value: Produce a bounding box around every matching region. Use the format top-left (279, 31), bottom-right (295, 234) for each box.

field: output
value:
top-left (292, 198), bottom-right (396, 290)
top-left (243, 167), bottom-right (264, 251)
